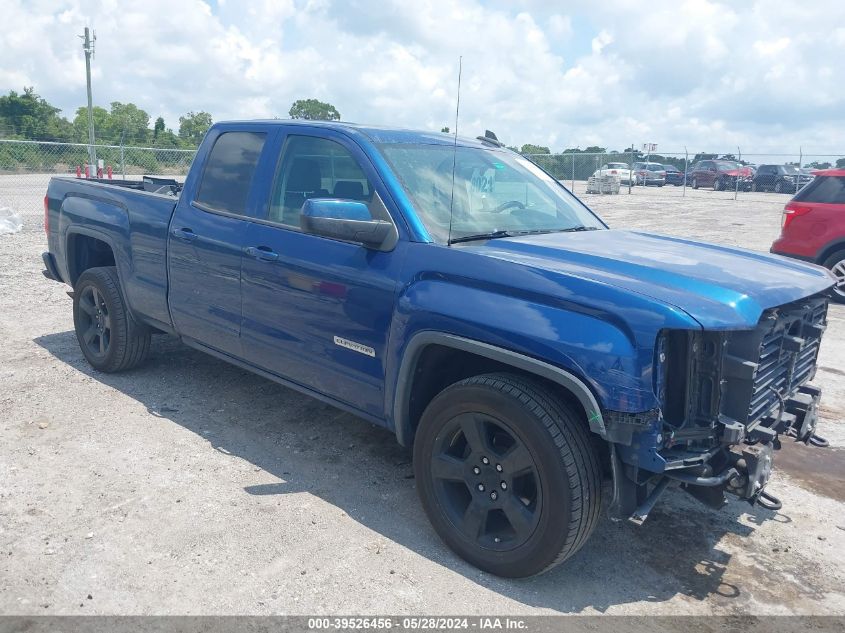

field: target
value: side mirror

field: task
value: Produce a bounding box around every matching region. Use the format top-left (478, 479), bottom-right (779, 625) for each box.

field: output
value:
top-left (300, 199), bottom-right (393, 249)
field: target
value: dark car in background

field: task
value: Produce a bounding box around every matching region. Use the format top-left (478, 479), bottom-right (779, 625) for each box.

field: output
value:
top-left (752, 164), bottom-right (814, 193)
top-left (662, 164), bottom-right (684, 186)
top-left (689, 159), bottom-right (754, 191)
top-left (771, 169), bottom-right (845, 302)
top-left (633, 161), bottom-right (666, 186)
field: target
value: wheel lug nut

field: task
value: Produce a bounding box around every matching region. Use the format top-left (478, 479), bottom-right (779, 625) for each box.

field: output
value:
top-left (500, 482), bottom-right (507, 490)
top-left (490, 491), bottom-right (498, 500)
top-left (473, 467), bottom-right (480, 475)
top-left (477, 484), bottom-right (485, 492)
top-left (481, 457), bottom-right (489, 465)
top-left (496, 464), bottom-right (503, 472)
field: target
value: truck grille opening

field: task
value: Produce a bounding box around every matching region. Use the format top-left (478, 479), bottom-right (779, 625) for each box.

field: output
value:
top-left (723, 296), bottom-right (828, 425)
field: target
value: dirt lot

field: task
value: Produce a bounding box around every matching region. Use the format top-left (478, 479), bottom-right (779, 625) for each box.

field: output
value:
top-left (1, 175), bottom-right (844, 615)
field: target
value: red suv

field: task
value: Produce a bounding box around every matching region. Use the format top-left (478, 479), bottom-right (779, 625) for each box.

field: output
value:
top-left (770, 169), bottom-right (845, 302)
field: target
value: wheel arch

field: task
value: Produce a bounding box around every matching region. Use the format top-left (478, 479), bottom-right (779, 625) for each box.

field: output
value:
top-left (65, 227), bottom-right (118, 287)
top-left (816, 239), bottom-right (845, 266)
top-left (393, 332), bottom-right (607, 448)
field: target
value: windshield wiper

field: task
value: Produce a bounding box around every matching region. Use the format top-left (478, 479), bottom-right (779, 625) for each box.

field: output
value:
top-left (448, 230), bottom-right (517, 245)
top-left (449, 226), bottom-right (600, 244)
top-left (558, 226), bottom-right (600, 232)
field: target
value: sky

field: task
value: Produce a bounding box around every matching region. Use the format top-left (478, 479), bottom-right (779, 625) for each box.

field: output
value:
top-left (2, 0), bottom-right (844, 156)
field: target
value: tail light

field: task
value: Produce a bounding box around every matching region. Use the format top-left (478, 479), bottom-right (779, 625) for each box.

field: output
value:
top-left (610, 170), bottom-right (618, 174)
top-left (43, 195), bottom-right (49, 235)
top-left (782, 202), bottom-right (812, 229)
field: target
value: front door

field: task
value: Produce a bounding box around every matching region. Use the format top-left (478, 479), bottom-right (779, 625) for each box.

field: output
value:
top-left (167, 130), bottom-right (267, 357)
top-left (239, 132), bottom-right (404, 418)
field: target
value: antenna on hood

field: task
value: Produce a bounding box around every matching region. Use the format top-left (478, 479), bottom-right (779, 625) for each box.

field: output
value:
top-left (447, 56), bottom-right (462, 247)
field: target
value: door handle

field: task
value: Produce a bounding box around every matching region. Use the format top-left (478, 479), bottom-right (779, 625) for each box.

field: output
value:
top-left (171, 227), bottom-right (197, 242)
top-left (245, 246), bottom-right (279, 262)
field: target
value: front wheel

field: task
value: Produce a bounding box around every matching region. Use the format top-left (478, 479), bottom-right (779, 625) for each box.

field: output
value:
top-left (413, 373), bottom-right (602, 577)
top-left (692, 177), bottom-right (698, 189)
top-left (73, 266), bottom-right (151, 372)
top-left (823, 250), bottom-right (845, 304)
top-left (713, 178), bottom-right (722, 191)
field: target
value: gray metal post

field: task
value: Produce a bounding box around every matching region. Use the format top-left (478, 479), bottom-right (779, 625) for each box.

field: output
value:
top-left (628, 145), bottom-right (633, 194)
top-left (734, 145), bottom-right (740, 201)
top-left (120, 130), bottom-right (126, 179)
top-left (683, 146), bottom-right (688, 197)
top-left (81, 27), bottom-right (97, 167)
top-left (571, 150), bottom-right (576, 191)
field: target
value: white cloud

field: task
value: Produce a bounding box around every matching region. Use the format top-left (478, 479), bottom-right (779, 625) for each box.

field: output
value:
top-left (1, 0), bottom-right (844, 154)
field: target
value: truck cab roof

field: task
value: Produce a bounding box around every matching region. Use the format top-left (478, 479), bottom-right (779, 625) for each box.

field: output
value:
top-left (212, 119), bottom-right (501, 149)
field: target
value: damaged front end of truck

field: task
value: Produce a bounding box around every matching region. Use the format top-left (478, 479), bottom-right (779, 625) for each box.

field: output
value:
top-left (607, 293), bottom-right (830, 523)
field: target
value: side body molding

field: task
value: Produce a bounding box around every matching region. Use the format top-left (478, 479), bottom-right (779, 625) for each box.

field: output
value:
top-left (392, 332), bottom-right (606, 447)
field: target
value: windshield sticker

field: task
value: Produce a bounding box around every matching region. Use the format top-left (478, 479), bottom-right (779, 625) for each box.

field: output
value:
top-left (470, 167), bottom-right (496, 193)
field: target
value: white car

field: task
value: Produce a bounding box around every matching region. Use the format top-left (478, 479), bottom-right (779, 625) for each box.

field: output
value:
top-left (592, 162), bottom-right (634, 185)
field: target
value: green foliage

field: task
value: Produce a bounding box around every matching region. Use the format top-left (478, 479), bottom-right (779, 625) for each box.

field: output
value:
top-left (289, 98), bottom-right (341, 121)
top-left (520, 143), bottom-right (550, 155)
top-left (154, 116), bottom-right (165, 138)
top-left (178, 111), bottom-right (213, 145)
top-left (441, 126), bottom-right (450, 133)
top-left (0, 87), bottom-right (73, 141)
top-left (836, 158), bottom-right (845, 169)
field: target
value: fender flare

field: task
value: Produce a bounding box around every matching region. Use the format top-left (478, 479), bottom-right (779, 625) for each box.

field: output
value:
top-left (392, 331), bottom-right (607, 447)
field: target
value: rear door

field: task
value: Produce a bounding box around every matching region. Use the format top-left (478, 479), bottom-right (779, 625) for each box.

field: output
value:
top-left (167, 129), bottom-right (270, 356)
top-left (239, 130), bottom-right (405, 418)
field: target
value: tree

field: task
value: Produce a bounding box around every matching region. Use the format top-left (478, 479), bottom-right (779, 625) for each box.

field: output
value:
top-left (72, 105), bottom-right (110, 143)
top-left (107, 102), bottom-right (151, 144)
top-left (288, 98), bottom-right (340, 121)
top-left (153, 116), bottom-right (165, 139)
top-left (178, 111), bottom-right (213, 145)
top-left (520, 143), bottom-right (550, 155)
top-left (0, 87), bottom-right (73, 141)
top-left (441, 126), bottom-right (450, 133)
top-left (834, 158), bottom-right (845, 169)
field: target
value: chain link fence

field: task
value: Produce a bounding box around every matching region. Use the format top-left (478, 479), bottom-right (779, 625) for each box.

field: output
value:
top-left (1, 139), bottom-right (844, 216)
top-left (0, 139), bottom-right (196, 215)
top-left (525, 149), bottom-right (845, 200)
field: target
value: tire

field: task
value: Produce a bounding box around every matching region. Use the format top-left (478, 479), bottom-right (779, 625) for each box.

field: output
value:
top-left (73, 266), bottom-right (151, 372)
top-left (713, 178), bottom-right (722, 191)
top-left (822, 250), bottom-right (845, 304)
top-left (751, 182), bottom-right (757, 192)
top-left (413, 373), bottom-right (602, 577)
top-left (692, 177), bottom-right (698, 189)
top-left (775, 181), bottom-right (783, 194)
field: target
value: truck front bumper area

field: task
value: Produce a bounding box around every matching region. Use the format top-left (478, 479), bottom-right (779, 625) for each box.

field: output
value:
top-left (610, 383), bottom-right (827, 524)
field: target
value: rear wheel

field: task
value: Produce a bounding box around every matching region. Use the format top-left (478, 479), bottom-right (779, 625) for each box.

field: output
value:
top-left (751, 182), bottom-right (758, 192)
top-left (73, 266), bottom-right (151, 372)
top-left (692, 177), bottom-right (699, 189)
top-left (713, 178), bottom-right (722, 191)
top-left (822, 250), bottom-right (845, 304)
top-left (413, 373), bottom-right (602, 577)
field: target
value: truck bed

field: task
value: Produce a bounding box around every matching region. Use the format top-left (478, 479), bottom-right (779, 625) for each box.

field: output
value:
top-left (45, 176), bottom-right (181, 332)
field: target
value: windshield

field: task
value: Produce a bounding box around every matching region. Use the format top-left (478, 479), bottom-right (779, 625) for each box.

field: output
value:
top-left (377, 143), bottom-right (605, 243)
top-left (606, 163), bottom-right (627, 169)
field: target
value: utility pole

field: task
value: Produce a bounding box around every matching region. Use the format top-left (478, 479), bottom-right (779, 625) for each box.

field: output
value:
top-left (80, 27), bottom-right (97, 168)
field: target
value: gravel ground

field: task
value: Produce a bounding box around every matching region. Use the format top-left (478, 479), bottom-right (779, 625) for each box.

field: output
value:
top-left (1, 175), bottom-right (843, 615)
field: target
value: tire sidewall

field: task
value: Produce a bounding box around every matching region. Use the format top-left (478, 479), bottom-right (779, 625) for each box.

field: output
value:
top-left (73, 269), bottom-right (124, 370)
top-left (414, 382), bottom-right (574, 577)
top-left (823, 251), bottom-right (845, 303)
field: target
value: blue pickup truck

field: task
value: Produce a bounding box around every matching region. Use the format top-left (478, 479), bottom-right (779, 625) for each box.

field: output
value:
top-left (43, 120), bottom-right (834, 577)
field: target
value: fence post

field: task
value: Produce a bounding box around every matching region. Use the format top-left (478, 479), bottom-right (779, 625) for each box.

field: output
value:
top-left (628, 147), bottom-right (633, 194)
top-left (571, 153), bottom-right (575, 191)
top-left (683, 146), bottom-right (688, 197)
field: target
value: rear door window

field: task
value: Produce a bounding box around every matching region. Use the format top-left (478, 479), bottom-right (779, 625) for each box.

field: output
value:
top-left (793, 176), bottom-right (845, 204)
top-left (195, 131), bottom-right (267, 215)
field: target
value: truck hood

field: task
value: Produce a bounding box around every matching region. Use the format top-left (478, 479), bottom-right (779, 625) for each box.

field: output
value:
top-left (470, 229), bottom-right (834, 329)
